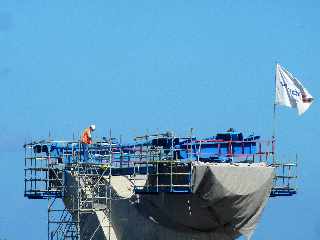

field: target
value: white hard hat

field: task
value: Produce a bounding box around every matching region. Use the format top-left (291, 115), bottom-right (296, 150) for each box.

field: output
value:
top-left (90, 124), bottom-right (96, 131)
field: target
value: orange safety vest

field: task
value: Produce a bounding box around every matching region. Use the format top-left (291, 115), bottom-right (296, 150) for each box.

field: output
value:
top-left (81, 128), bottom-right (92, 144)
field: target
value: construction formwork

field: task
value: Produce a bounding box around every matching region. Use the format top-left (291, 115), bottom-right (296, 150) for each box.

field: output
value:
top-left (24, 131), bottom-right (298, 240)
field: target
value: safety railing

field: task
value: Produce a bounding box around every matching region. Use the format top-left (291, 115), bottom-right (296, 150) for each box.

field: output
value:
top-left (178, 139), bottom-right (275, 164)
top-left (270, 159), bottom-right (298, 197)
top-left (25, 134), bottom-right (297, 198)
top-left (24, 142), bottom-right (64, 199)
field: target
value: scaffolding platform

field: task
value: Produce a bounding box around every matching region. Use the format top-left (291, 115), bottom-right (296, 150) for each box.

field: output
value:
top-left (270, 162), bottom-right (298, 197)
top-left (23, 130), bottom-right (298, 240)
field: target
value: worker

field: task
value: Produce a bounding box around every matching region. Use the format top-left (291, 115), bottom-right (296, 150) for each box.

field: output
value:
top-left (81, 124), bottom-right (96, 162)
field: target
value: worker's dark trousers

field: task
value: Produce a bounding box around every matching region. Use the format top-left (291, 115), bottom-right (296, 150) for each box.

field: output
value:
top-left (82, 143), bottom-right (89, 162)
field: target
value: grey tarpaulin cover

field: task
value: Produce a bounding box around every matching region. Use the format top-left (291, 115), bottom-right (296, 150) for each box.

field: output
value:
top-left (140, 163), bottom-right (274, 240)
top-left (193, 163), bottom-right (274, 239)
top-left (64, 162), bottom-right (274, 240)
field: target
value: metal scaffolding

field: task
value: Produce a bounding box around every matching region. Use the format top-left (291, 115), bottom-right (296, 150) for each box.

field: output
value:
top-left (24, 130), bottom-right (298, 239)
top-left (24, 139), bottom-right (115, 240)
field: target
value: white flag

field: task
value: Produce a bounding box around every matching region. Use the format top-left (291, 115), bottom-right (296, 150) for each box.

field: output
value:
top-left (275, 64), bottom-right (314, 115)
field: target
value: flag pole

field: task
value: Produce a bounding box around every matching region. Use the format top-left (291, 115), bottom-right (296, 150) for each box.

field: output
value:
top-left (272, 63), bottom-right (277, 164)
top-left (272, 103), bottom-right (276, 137)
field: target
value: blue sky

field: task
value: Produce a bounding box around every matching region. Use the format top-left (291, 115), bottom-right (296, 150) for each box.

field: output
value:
top-left (0, 0), bottom-right (319, 239)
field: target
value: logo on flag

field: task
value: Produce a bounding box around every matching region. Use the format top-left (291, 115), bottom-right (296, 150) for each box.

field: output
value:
top-left (275, 64), bottom-right (314, 115)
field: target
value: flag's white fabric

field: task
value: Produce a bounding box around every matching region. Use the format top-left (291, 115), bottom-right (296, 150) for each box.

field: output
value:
top-left (275, 64), bottom-right (314, 115)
